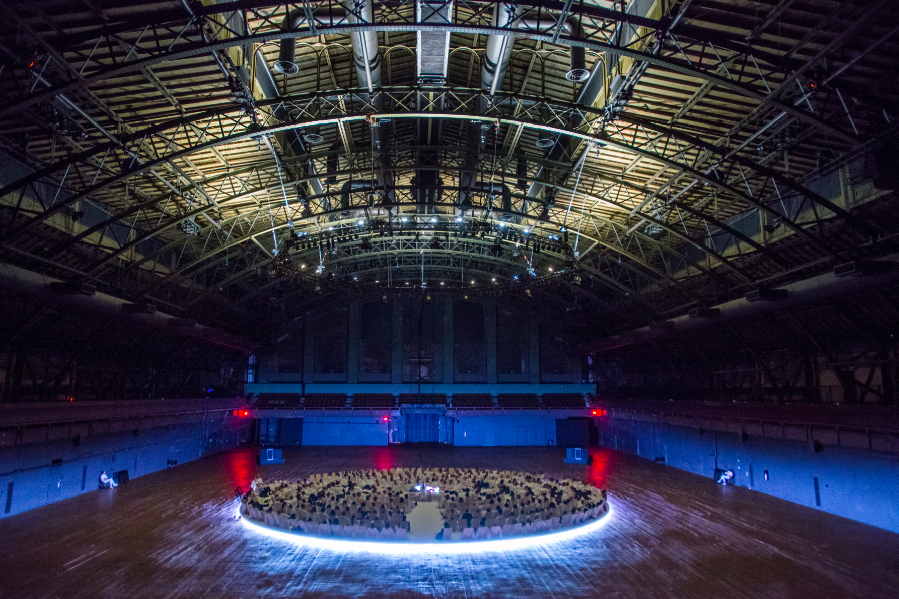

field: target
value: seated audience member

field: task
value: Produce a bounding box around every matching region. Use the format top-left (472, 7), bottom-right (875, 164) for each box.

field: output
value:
top-left (98, 470), bottom-right (117, 489)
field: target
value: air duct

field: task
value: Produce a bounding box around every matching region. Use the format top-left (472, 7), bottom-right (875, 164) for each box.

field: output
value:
top-left (516, 154), bottom-right (528, 190)
top-left (417, 1), bottom-right (454, 85)
top-left (273, 2), bottom-right (393, 207)
top-left (274, 11), bottom-right (350, 75)
top-left (536, 106), bottom-right (556, 148)
top-left (326, 142), bottom-right (343, 184)
top-left (274, 5), bottom-right (381, 87)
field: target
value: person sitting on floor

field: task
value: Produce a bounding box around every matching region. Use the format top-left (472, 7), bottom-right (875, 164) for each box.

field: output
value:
top-left (99, 470), bottom-right (117, 489)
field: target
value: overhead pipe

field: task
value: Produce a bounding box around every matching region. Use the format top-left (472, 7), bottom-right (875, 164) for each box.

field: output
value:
top-left (526, 0), bottom-right (657, 202)
top-left (326, 142), bottom-right (343, 184)
top-left (469, 6), bottom-right (589, 206)
top-left (272, 1), bottom-right (393, 208)
top-left (339, 181), bottom-right (372, 215)
top-left (274, 4), bottom-right (380, 93)
top-left (517, 18), bottom-right (589, 82)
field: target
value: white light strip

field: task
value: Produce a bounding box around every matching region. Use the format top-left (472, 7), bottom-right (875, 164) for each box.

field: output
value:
top-left (237, 503), bottom-right (612, 555)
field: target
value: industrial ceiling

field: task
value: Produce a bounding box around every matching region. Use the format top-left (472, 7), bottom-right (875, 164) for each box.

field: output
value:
top-left (0, 0), bottom-right (897, 342)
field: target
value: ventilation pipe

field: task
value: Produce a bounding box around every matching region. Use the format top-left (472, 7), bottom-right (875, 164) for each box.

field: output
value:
top-left (516, 154), bottom-right (528, 190)
top-left (536, 105), bottom-right (556, 148)
top-left (326, 142), bottom-right (343, 184)
top-left (458, 124), bottom-right (484, 208)
top-left (273, 2), bottom-right (393, 207)
top-left (339, 181), bottom-right (372, 215)
top-left (274, 5), bottom-right (380, 86)
top-left (525, 0), bottom-right (658, 203)
top-left (411, 172), bottom-right (444, 209)
top-left (519, 19), bottom-right (588, 82)
top-left (481, 4), bottom-right (522, 97)
top-left (466, 5), bottom-right (587, 205)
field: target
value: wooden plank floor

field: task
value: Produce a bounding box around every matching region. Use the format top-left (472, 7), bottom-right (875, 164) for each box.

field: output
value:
top-left (1, 445), bottom-right (897, 599)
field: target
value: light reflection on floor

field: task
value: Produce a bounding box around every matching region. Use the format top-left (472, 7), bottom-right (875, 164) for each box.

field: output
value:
top-left (2, 445), bottom-right (897, 599)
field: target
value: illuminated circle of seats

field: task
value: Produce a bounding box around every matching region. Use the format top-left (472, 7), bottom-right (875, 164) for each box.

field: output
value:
top-left (239, 467), bottom-right (610, 553)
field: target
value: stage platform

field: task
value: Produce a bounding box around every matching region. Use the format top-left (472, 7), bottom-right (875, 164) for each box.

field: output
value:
top-left (1, 445), bottom-right (897, 598)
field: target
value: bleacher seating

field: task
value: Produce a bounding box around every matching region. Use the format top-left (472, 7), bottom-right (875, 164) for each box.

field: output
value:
top-left (496, 393), bottom-right (540, 408)
top-left (541, 393), bottom-right (587, 408)
top-left (255, 393), bottom-right (302, 408)
top-left (450, 394), bottom-right (493, 408)
top-left (351, 394), bottom-right (396, 408)
top-left (303, 393), bottom-right (348, 408)
top-left (398, 393), bottom-right (447, 406)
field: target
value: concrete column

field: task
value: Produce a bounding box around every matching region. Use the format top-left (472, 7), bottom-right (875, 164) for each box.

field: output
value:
top-left (529, 313), bottom-right (540, 384)
top-left (347, 300), bottom-right (360, 384)
top-left (304, 315), bottom-right (315, 383)
top-left (444, 297), bottom-right (454, 384)
top-left (392, 299), bottom-right (403, 384)
top-left (485, 301), bottom-right (497, 384)
top-left (433, 297), bottom-right (445, 382)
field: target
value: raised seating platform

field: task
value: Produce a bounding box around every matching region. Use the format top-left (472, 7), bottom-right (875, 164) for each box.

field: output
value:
top-left (303, 394), bottom-right (348, 408)
top-left (351, 394), bottom-right (396, 408)
top-left (450, 394), bottom-right (493, 408)
top-left (256, 393), bottom-right (302, 408)
top-left (399, 393), bottom-right (447, 406)
top-left (496, 394), bottom-right (540, 409)
top-left (541, 394), bottom-right (586, 409)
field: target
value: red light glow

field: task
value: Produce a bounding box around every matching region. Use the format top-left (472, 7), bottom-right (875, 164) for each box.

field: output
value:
top-left (242, 410), bottom-right (249, 417)
top-left (233, 410), bottom-right (238, 416)
top-left (383, 416), bottom-right (389, 421)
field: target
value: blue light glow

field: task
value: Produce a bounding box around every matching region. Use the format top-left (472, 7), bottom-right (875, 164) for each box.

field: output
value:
top-left (238, 503), bottom-right (612, 555)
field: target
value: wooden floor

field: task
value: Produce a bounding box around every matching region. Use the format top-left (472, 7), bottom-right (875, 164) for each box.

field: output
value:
top-left (1, 445), bottom-right (897, 599)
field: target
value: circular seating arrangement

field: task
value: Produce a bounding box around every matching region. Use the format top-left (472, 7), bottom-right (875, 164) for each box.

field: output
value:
top-left (240, 467), bottom-right (609, 542)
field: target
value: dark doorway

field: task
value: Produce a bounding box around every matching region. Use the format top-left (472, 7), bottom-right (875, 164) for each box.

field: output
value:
top-left (405, 413), bottom-right (440, 443)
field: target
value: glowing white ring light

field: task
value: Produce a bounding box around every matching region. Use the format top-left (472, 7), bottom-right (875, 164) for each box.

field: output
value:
top-left (237, 502), bottom-right (612, 555)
